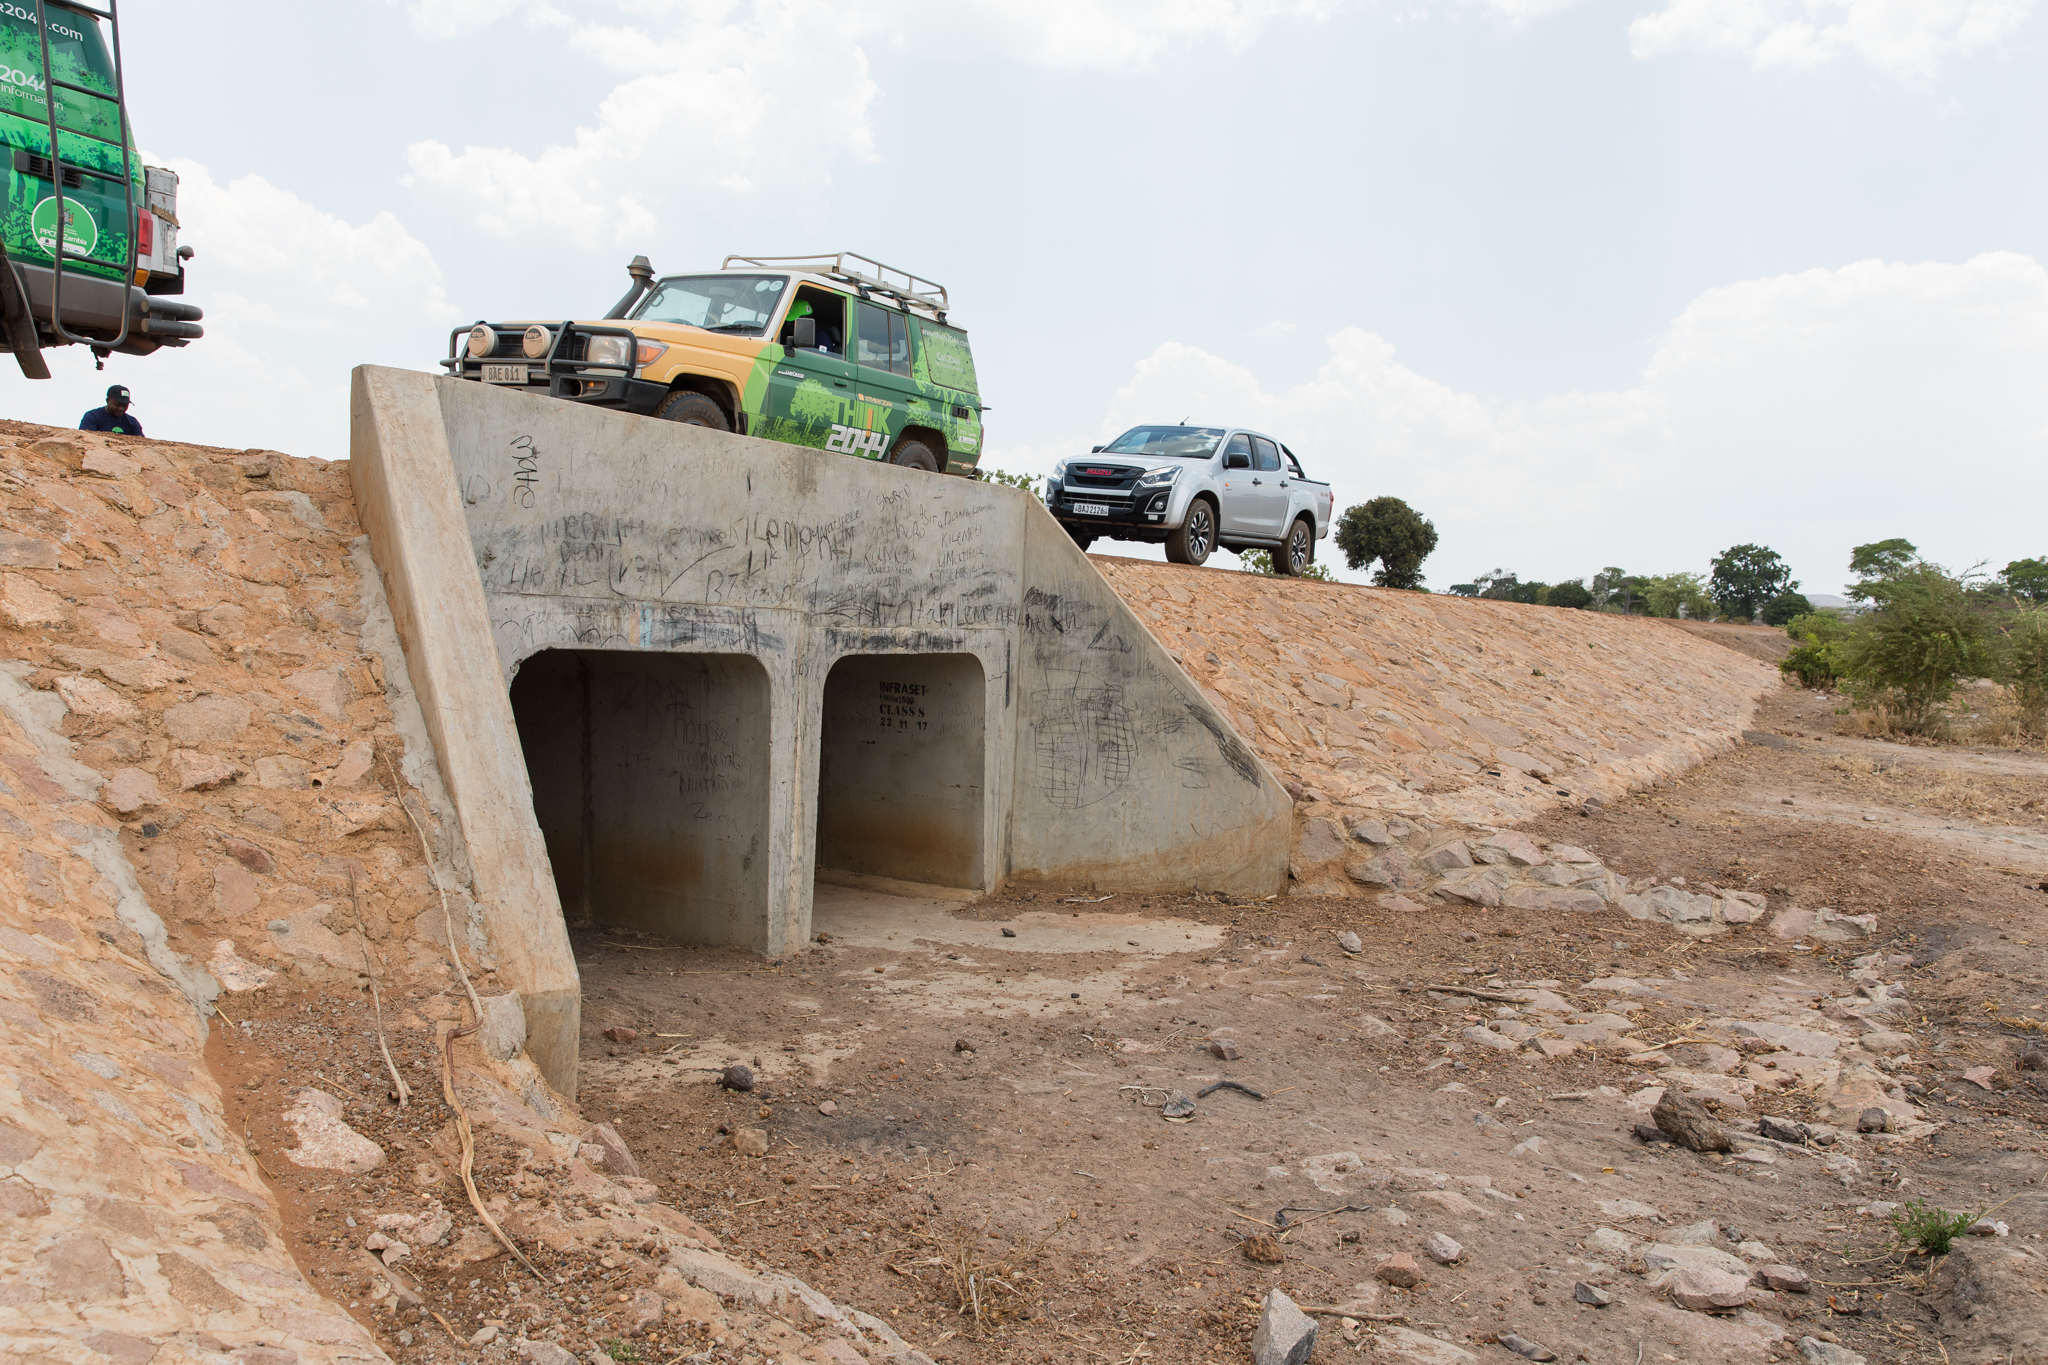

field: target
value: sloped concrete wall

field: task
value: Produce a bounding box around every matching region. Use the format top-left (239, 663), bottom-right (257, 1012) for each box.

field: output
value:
top-left (349, 367), bottom-right (1291, 1089)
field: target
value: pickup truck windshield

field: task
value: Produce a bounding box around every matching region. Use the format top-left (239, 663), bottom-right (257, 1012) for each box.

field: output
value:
top-left (635, 273), bottom-right (786, 334)
top-left (1103, 426), bottom-right (1225, 458)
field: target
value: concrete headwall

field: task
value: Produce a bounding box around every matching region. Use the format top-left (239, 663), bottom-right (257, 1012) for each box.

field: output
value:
top-left (348, 367), bottom-right (1292, 1089)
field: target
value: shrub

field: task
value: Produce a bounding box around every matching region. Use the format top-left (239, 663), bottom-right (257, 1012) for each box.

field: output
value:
top-left (974, 467), bottom-right (1041, 494)
top-left (1761, 590), bottom-right (1814, 627)
top-left (1780, 612), bottom-right (1850, 689)
top-left (1997, 604), bottom-right (2048, 737)
top-left (1843, 564), bottom-right (1995, 734)
top-left (1548, 581), bottom-right (1593, 610)
top-left (1892, 1198), bottom-right (1976, 1255)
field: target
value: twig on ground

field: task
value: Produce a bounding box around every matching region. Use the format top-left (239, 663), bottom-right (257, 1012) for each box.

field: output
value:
top-left (1403, 984), bottom-right (1540, 1004)
top-left (348, 864), bottom-right (410, 1107)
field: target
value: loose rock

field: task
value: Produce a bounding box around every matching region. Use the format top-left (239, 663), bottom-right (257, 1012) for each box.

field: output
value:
top-left (1375, 1253), bottom-right (1424, 1288)
top-left (1208, 1038), bottom-right (1241, 1061)
top-left (1573, 1282), bottom-right (1611, 1307)
top-left (1855, 1107), bottom-right (1891, 1134)
top-left (1250, 1287), bottom-right (1317, 1365)
top-left (719, 1064), bottom-right (755, 1092)
top-left (1497, 1334), bottom-right (1557, 1362)
top-left (1798, 1340), bottom-right (1867, 1365)
top-left (1162, 1091), bottom-right (1197, 1119)
top-left (729, 1128), bottom-right (768, 1157)
top-left (817, 1100), bottom-right (839, 1117)
top-left (1668, 1266), bottom-right (1755, 1312)
top-left (1425, 1232), bottom-right (1465, 1265)
top-left (1241, 1233), bottom-right (1286, 1265)
top-left (603, 1026), bottom-right (638, 1044)
top-left (1652, 1088), bottom-right (1733, 1153)
top-left (1757, 1264), bottom-right (1811, 1293)
top-left (1338, 930), bottom-right (1362, 954)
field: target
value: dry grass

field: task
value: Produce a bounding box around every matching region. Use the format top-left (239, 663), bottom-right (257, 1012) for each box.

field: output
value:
top-left (1838, 681), bottom-right (2048, 751)
top-left (902, 1216), bottom-right (1074, 1335)
top-left (1822, 753), bottom-right (2045, 823)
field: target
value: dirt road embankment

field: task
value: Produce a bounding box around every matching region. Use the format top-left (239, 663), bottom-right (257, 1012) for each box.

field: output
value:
top-left (1095, 559), bottom-right (1777, 894)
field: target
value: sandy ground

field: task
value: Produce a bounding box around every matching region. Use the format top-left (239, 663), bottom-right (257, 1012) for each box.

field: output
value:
top-left (206, 675), bottom-right (2048, 1365)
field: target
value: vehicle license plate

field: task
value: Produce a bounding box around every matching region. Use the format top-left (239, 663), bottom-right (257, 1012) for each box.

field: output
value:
top-left (1072, 502), bottom-right (1109, 516)
top-left (481, 364), bottom-right (530, 384)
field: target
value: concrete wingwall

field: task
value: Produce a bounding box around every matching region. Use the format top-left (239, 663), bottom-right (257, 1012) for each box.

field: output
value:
top-left (348, 367), bottom-right (1292, 1092)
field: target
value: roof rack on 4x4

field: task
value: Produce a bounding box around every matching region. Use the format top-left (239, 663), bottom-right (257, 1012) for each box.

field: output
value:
top-left (723, 252), bottom-right (948, 321)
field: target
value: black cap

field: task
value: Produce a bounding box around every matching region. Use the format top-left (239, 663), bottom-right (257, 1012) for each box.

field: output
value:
top-left (106, 384), bottom-right (131, 403)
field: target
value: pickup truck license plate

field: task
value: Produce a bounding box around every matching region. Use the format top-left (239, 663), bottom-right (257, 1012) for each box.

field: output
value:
top-left (481, 364), bottom-right (530, 384)
top-left (1072, 502), bottom-right (1109, 516)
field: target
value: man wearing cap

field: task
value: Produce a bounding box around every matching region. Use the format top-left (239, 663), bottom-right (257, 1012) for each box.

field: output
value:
top-left (79, 385), bottom-right (144, 436)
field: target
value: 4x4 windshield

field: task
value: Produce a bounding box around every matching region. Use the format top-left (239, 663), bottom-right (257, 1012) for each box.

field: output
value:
top-left (634, 274), bottom-right (787, 335)
top-left (1102, 426), bottom-right (1225, 458)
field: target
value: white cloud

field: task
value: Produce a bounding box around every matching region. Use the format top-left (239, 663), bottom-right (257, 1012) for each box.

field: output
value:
top-left (1628, 0), bottom-right (2038, 83)
top-left (398, 0), bottom-right (1341, 249)
top-left (1082, 253), bottom-right (2048, 589)
top-left (1251, 320), bottom-right (1298, 337)
top-left (9, 161), bottom-right (462, 461)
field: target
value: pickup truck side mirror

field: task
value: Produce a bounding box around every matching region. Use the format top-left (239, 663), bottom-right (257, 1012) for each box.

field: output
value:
top-left (789, 316), bottom-right (817, 350)
top-left (1224, 449), bottom-right (1251, 470)
top-left (1091, 445), bottom-right (1104, 453)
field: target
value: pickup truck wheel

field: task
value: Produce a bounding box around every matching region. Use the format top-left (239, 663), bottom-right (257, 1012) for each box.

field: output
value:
top-left (1276, 517), bottom-right (1315, 576)
top-left (1166, 497), bottom-right (1216, 567)
top-left (888, 438), bottom-right (940, 473)
top-left (654, 390), bottom-right (730, 430)
top-left (1065, 524), bottom-right (1097, 551)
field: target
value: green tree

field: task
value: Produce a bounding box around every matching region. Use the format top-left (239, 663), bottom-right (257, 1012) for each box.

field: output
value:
top-left (1641, 571), bottom-right (1714, 620)
top-left (1843, 563), bottom-right (1995, 734)
top-left (1708, 544), bottom-right (1796, 622)
top-left (974, 467), bottom-right (1040, 494)
top-left (1446, 582), bottom-right (1480, 598)
top-left (1334, 497), bottom-right (1439, 590)
top-left (1507, 580), bottom-right (1549, 605)
top-left (1590, 567), bottom-right (1639, 613)
top-left (1235, 547), bottom-right (1335, 582)
top-left (1999, 557), bottom-right (2048, 605)
top-left (1548, 580), bottom-right (1594, 610)
top-left (1847, 538), bottom-right (1918, 599)
top-left (1761, 590), bottom-right (1814, 627)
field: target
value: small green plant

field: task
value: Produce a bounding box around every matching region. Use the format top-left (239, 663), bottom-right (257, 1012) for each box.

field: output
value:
top-left (1235, 547), bottom-right (1335, 581)
top-left (601, 1339), bottom-right (639, 1362)
top-left (1891, 1198), bottom-right (1975, 1254)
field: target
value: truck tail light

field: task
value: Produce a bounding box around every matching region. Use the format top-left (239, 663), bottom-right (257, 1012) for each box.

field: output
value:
top-left (135, 209), bottom-right (153, 259)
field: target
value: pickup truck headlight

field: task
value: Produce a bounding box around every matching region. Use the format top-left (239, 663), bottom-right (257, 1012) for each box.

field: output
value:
top-left (1135, 465), bottom-right (1181, 487)
top-left (1049, 460), bottom-right (1068, 484)
top-left (586, 334), bottom-right (633, 368)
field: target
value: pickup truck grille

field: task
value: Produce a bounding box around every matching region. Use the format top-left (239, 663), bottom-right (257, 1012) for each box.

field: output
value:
top-left (1067, 465), bottom-right (1140, 489)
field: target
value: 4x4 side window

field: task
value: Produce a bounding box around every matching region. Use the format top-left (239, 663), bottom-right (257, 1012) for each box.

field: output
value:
top-left (1222, 434), bottom-right (1252, 468)
top-left (1251, 436), bottom-right (1281, 472)
top-left (783, 286), bottom-right (846, 356)
top-left (855, 301), bottom-right (915, 376)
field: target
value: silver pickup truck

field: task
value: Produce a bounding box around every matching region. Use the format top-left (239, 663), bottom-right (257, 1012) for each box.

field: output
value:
top-left (1044, 424), bottom-right (1335, 573)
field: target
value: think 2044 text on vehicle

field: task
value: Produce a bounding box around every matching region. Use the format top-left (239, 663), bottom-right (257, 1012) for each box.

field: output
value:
top-left (1046, 425), bottom-right (1334, 573)
top-left (0, 0), bottom-right (202, 378)
top-left (444, 252), bottom-right (985, 477)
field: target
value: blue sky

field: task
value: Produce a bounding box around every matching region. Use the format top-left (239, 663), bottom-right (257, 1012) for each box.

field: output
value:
top-left (14, 0), bottom-right (2047, 595)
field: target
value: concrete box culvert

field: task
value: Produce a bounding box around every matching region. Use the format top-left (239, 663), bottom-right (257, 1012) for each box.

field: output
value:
top-left (350, 366), bottom-right (1290, 1096)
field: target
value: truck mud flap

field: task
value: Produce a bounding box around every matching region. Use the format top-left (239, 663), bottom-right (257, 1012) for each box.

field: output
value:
top-left (0, 247), bottom-right (51, 380)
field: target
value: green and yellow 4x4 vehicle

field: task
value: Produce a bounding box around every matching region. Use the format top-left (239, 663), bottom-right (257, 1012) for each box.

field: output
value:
top-left (443, 252), bottom-right (985, 476)
top-left (0, 0), bottom-right (202, 378)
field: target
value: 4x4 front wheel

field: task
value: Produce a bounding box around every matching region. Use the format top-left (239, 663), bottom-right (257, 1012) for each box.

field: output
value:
top-left (1275, 517), bottom-right (1315, 577)
top-left (654, 390), bottom-right (731, 430)
top-left (888, 438), bottom-right (940, 473)
top-left (1166, 498), bottom-right (1216, 567)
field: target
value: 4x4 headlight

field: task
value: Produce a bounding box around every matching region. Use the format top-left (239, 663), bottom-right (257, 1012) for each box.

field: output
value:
top-left (586, 334), bottom-right (633, 368)
top-left (1135, 465), bottom-right (1181, 487)
top-left (522, 325), bottom-right (553, 359)
top-left (466, 324), bottom-right (498, 358)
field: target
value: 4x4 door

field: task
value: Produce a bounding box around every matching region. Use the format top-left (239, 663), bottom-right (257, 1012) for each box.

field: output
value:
top-left (853, 299), bottom-right (920, 462)
top-left (764, 284), bottom-right (851, 448)
top-left (1237, 435), bottom-right (1291, 538)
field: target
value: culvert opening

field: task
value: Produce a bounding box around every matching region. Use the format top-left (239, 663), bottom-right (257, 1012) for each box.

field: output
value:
top-left (813, 652), bottom-right (986, 891)
top-left (510, 649), bottom-right (770, 946)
